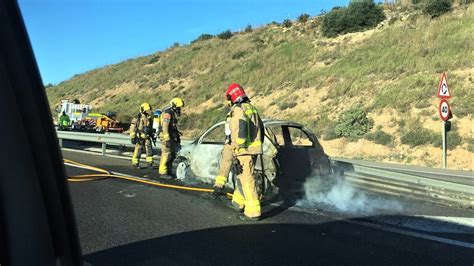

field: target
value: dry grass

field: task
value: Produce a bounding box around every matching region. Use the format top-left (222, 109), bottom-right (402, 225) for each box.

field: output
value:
top-left (46, 4), bottom-right (474, 170)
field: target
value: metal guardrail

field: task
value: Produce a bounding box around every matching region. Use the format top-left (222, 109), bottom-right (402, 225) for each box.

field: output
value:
top-left (337, 162), bottom-right (474, 209)
top-left (56, 130), bottom-right (192, 155)
top-left (57, 130), bottom-right (473, 208)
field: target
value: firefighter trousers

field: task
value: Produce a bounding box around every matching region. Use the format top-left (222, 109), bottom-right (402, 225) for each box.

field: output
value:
top-left (231, 155), bottom-right (261, 218)
top-left (159, 140), bottom-right (177, 175)
top-left (215, 144), bottom-right (233, 187)
top-left (132, 138), bottom-right (154, 166)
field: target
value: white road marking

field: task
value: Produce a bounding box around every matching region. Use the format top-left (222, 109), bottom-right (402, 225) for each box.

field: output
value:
top-left (62, 147), bottom-right (151, 161)
top-left (418, 215), bottom-right (474, 227)
top-left (348, 219), bottom-right (474, 249)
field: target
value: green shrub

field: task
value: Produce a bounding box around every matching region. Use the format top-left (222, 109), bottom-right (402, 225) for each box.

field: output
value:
top-left (282, 19), bottom-right (293, 28)
top-left (322, 0), bottom-right (385, 37)
top-left (217, 30), bottom-right (233, 40)
top-left (191, 33), bottom-right (215, 43)
top-left (447, 131), bottom-right (463, 149)
top-left (467, 138), bottom-right (474, 153)
top-left (191, 33), bottom-right (214, 43)
top-left (400, 127), bottom-right (433, 147)
top-left (424, 0), bottom-right (452, 18)
top-left (430, 130), bottom-right (463, 149)
top-left (297, 13), bottom-right (310, 24)
top-left (460, 0), bottom-right (473, 8)
top-left (232, 51), bottom-right (247, 60)
top-left (335, 107), bottom-right (374, 139)
top-left (277, 101), bottom-right (297, 110)
top-left (310, 114), bottom-right (336, 138)
top-left (365, 130), bottom-right (394, 146)
top-left (322, 126), bottom-right (339, 141)
top-left (148, 55), bottom-right (160, 64)
top-left (244, 24), bottom-right (253, 33)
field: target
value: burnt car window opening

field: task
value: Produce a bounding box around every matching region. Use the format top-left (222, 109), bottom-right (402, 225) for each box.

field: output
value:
top-left (287, 126), bottom-right (314, 147)
top-left (201, 123), bottom-right (225, 144)
top-left (266, 125), bottom-right (285, 146)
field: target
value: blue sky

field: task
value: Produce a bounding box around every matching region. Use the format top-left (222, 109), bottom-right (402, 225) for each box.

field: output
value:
top-left (19, 0), bottom-right (350, 85)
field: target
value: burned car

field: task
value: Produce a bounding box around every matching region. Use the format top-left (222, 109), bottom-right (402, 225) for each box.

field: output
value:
top-left (176, 119), bottom-right (334, 197)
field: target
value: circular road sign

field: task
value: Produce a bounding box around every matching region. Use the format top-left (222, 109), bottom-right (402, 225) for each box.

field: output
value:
top-left (438, 99), bottom-right (450, 121)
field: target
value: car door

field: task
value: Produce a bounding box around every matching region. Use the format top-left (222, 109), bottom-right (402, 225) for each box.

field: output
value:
top-left (301, 128), bottom-right (332, 177)
top-left (190, 122), bottom-right (226, 180)
top-left (276, 125), bottom-right (314, 181)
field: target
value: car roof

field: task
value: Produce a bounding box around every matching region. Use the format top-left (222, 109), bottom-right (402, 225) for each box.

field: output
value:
top-left (210, 119), bottom-right (305, 128)
top-left (262, 118), bottom-right (305, 128)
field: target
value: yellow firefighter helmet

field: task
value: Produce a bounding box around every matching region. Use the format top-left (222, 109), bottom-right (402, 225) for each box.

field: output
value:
top-left (140, 102), bottom-right (152, 113)
top-left (170, 97), bottom-right (185, 108)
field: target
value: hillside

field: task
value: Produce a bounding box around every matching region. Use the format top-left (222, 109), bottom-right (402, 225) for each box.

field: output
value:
top-left (46, 4), bottom-right (474, 170)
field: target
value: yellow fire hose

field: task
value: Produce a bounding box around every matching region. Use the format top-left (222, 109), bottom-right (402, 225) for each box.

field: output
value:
top-left (64, 158), bottom-right (233, 197)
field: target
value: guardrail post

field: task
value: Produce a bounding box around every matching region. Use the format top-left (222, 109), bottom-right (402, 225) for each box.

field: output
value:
top-left (58, 138), bottom-right (63, 148)
top-left (102, 143), bottom-right (106, 155)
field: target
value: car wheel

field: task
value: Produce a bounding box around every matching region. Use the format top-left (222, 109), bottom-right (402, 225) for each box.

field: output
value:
top-left (176, 160), bottom-right (190, 180)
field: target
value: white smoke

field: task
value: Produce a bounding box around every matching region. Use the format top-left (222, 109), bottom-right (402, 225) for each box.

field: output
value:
top-left (297, 175), bottom-right (403, 214)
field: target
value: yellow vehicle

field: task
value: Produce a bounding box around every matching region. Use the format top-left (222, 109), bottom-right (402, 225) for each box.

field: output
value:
top-left (95, 112), bottom-right (124, 133)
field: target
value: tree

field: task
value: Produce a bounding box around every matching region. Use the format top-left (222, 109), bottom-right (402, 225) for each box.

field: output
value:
top-left (424, 0), bottom-right (452, 18)
top-left (297, 13), bottom-right (310, 24)
top-left (244, 24), bottom-right (253, 33)
top-left (191, 33), bottom-right (214, 44)
top-left (217, 30), bottom-right (233, 40)
top-left (282, 19), bottom-right (293, 28)
top-left (322, 0), bottom-right (385, 37)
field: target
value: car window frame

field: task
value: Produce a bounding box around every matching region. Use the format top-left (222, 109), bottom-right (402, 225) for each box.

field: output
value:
top-left (198, 121), bottom-right (226, 145)
top-left (281, 125), bottom-right (315, 148)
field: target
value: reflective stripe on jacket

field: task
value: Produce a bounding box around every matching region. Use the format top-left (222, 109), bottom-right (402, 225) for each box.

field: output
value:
top-left (59, 115), bottom-right (70, 126)
top-left (130, 112), bottom-right (153, 139)
top-left (230, 102), bottom-right (264, 156)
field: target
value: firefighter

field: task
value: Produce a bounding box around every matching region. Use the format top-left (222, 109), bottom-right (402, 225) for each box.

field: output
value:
top-left (130, 102), bottom-right (154, 169)
top-left (226, 83), bottom-right (264, 221)
top-left (58, 111), bottom-right (70, 130)
top-left (211, 111), bottom-right (233, 198)
top-left (158, 97), bottom-right (184, 179)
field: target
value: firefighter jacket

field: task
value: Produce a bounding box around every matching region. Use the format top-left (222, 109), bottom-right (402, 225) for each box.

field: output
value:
top-left (130, 112), bottom-right (153, 139)
top-left (160, 108), bottom-right (180, 142)
top-left (59, 114), bottom-right (70, 127)
top-left (230, 102), bottom-right (264, 156)
top-left (224, 110), bottom-right (232, 144)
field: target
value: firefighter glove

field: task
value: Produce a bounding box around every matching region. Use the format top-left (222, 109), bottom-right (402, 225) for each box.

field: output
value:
top-left (233, 160), bottom-right (243, 175)
top-left (143, 126), bottom-right (152, 135)
top-left (131, 138), bottom-right (138, 145)
top-left (211, 187), bottom-right (225, 199)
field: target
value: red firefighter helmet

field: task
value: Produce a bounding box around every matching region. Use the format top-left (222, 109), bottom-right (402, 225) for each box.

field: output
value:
top-left (226, 83), bottom-right (246, 104)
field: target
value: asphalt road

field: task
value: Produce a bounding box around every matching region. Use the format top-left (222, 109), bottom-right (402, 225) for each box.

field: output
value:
top-left (62, 150), bottom-right (473, 265)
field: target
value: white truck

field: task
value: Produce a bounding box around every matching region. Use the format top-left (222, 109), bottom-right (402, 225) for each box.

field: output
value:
top-left (55, 99), bottom-right (92, 123)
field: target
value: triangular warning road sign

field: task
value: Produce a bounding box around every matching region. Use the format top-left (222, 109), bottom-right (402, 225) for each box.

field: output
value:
top-left (437, 72), bottom-right (451, 99)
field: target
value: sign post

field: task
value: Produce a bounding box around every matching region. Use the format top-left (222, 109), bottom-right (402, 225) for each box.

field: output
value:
top-left (442, 122), bottom-right (447, 169)
top-left (437, 72), bottom-right (451, 169)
